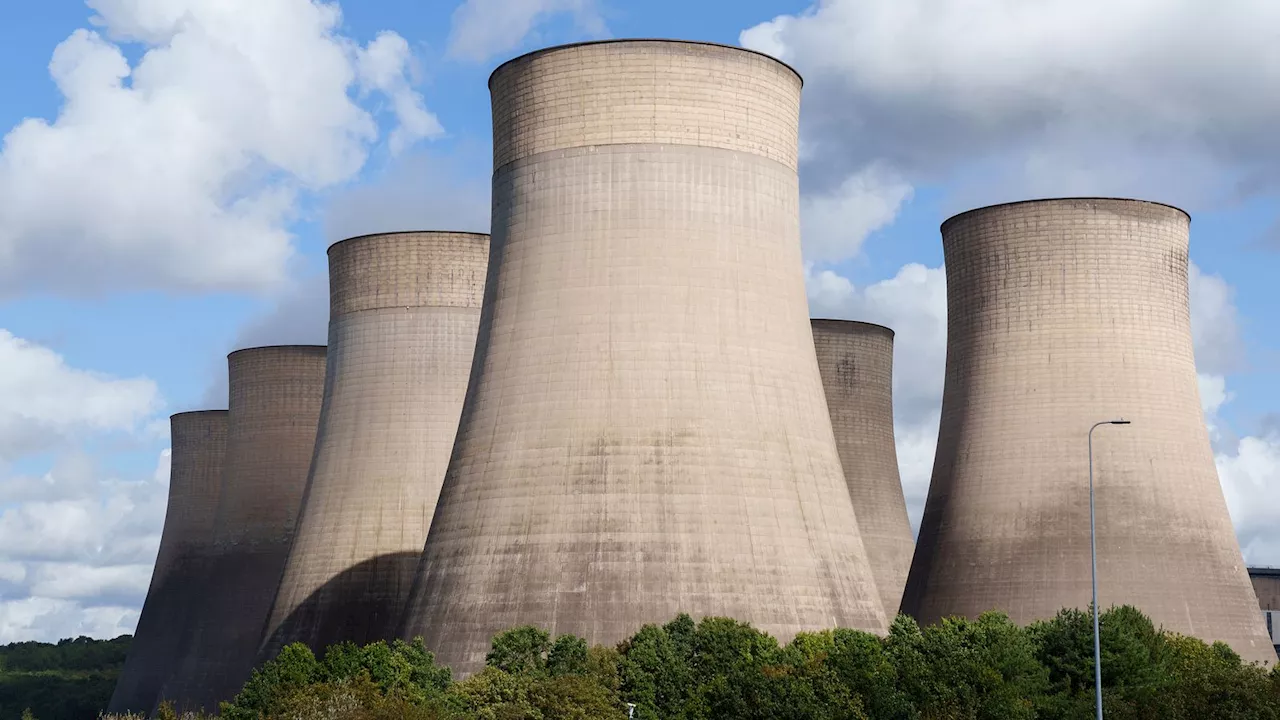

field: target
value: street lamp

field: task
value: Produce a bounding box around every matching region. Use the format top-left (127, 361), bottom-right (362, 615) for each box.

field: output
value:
top-left (1089, 418), bottom-right (1130, 720)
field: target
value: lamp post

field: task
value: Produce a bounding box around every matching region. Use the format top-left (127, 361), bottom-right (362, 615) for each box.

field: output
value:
top-left (1089, 418), bottom-right (1130, 720)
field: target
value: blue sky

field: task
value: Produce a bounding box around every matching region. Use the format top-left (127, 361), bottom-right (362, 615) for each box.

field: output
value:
top-left (0, 0), bottom-right (1277, 642)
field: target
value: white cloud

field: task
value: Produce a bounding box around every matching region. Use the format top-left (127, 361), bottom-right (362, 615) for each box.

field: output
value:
top-left (0, 0), bottom-right (437, 296)
top-left (0, 451), bottom-right (169, 642)
top-left (0, 597), bottom-right (138, 644)
top-left (1219, 432), bottom-right (1280, 565)
top-left (742, 1), bottom-right (1280, 206)
top-left (0, 561), bottom-right (26, 585)
top-left (0, 331), bottom-right (169, 642)
top-left (1190, 263), bottom-right (1245, 375)
top-left (801, 164), bottom-right (913, 265)
top-left (0, 330), bottom-right (161, 463)
top-left (27, 563), bottom-right (153, 603)
top-left (447, 0), bottom-right (608, 62)
top-left (356, 31), bottom-right (444, 155)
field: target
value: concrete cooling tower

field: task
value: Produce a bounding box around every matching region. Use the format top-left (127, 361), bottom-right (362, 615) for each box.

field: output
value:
top-left (107, 411), bottom-right (227, 715)
top-left (811, 320), bottom-right (913, 617)
top-left (257, 231), bottom-right (489, 662)
top-left (159, 346), bottom-right (327, 712)
top-left (900, 198), bottom-right (1275, 664)
top-left (400, 39), bottom-right (887, 676)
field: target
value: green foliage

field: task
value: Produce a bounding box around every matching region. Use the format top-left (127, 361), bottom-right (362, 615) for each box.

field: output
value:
top-left (484, 627), bottom-right (551, 676)
top-left (546, 635), bottom-right (589, 677)
top-left (219, 638), bottom-right (453, 720)
top-left (0, 635), bottom-right (129, 720)
top-left (0, 636), bottom-right (130, 674)
top-left (67, 605), bottom-right (1280, 719)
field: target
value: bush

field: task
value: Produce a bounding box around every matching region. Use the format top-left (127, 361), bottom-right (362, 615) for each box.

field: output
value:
top-left (91, 605), bottom-right (1280, 718)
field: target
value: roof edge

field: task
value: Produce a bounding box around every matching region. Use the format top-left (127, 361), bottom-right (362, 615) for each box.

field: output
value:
top-left (227, 345), bottom-right (326, 360)
top-left (941, 197), bottom-right (1191, 235)
top-left (810, 318), bottom-right (895, 337)
top-left (170, 409), bottom-right (229, 419)
top-left (487, 38), bottom-right (802, 90)
top-left (327, 230), bottom-right (491, 256)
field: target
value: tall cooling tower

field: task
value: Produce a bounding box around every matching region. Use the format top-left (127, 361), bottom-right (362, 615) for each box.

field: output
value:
top-left (159, 346), bottom-right (327, 712)
top-left (107, 411), bottom-right (227, 715)
top-left (258, 231), bottom-right (489, 661)
top-left (400, 39), bottom-right (887, 676)
top-left (811, 320), bottom-right (913, 616)
top-left (900, 198), bottom-right (1275, 664)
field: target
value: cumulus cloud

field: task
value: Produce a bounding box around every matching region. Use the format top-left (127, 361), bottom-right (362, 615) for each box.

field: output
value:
top-left (447, 0), bottom-right (609, 62)
top-left (1192, 265), bottom-right (1280, 565)
top-left (0, 450), bottom-right (170, 642)
top-left (356, 32), bottom-right (444, 155)
top-left (0, 330), bottom-right (161, 463)
top-left (1219, 431), bottom-right (1280, 565)
top-left (742, 0), bottom-right (1280, 208)
top-left (0, 0), bottom-right (439, 297)
top-left (0, 597), bottom-right (138, 645)
top-left (0, 333), bottom-right (169, 642)
top-left (801, 164), bottom-right (913, 265)
top-left (1190, 263), bottom-right (1246, 376)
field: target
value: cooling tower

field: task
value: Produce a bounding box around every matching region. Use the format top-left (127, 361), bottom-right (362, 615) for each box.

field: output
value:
top-left (400, 39), bottom-right (887, 676)
top-left (159, 345), bottom-right (327, 712)
top-left (900, 197), bottom-right (1275, 664)
top-left (257, 231), bottom-right (489, 662)
top-left (811, 320), bottom-right (913, 616)
top-left (107, 411), bottom-right (227, 715)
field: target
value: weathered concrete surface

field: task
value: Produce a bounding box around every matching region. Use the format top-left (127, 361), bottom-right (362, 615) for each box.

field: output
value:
top-left (107, 411), bottom-right (227, 715)
top-left (811, 320), bottom-right (913, 617)
top-left (258, 232), bottom-right (489, 662)
top-left (901, 198), bottom-right (1275, 665)
top-left (158, 346), bottom-right (327, 712)
top-left (401, 39), bottom-right (886, 678)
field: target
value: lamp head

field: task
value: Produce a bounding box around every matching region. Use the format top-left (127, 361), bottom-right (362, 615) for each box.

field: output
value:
top-left (1112, 419), bottom-right (1131, 425)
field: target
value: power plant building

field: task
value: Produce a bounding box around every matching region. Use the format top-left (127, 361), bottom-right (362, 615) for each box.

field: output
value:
top-left (901, 198), bottom-right (1275, 664)
top-left (400, 39), bottom-right (888, 677)
top-left (107, 411), bottom-right (228, 715)
top-left (159, 346), bottom-right (328, 711)
top-left (811, 320), bottom-right (913, 616)
top-left (1249, 567), bottom-right (1280, 656)
top-left (258, 232), bottom-right (489, 662)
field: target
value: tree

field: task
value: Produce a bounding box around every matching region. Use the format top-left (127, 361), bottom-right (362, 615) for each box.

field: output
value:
top-left (486, 627), bottom-right (552, 676)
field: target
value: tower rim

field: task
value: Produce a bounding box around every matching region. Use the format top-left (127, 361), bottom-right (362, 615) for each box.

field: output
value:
top-left (226, 345), bottom-right (327, 361)
top-left (940, 197), bottom-right (1191, 235)
top-left (327, 230), bottom-right (491, 257)
top-left (171, 409), bottom-right (229, 419)
top-left (487, 38), bottom-right (803, 90)
top-left (810, 318), bottom-right (895, 338)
